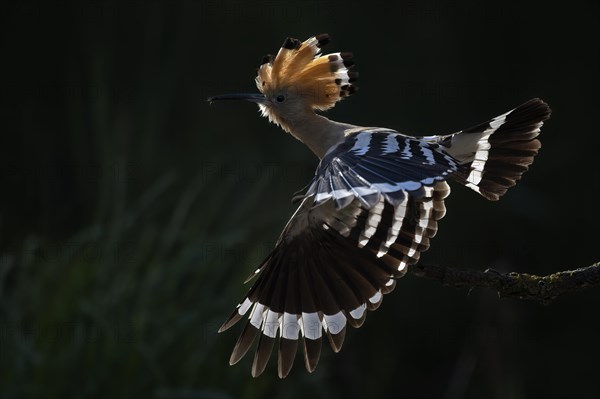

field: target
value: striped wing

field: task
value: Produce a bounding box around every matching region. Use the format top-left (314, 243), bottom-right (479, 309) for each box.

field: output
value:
top-left (307, 129), bottom-right (459, 209)
top-left (219, 179), bottom-right (450, 378)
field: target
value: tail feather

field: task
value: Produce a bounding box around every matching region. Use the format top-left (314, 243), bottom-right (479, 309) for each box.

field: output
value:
top-left (444, 98), bottom-right (551, 200)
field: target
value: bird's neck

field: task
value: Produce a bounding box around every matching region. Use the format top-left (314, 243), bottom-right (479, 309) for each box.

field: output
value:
top-left (285, 112), bottom-right (356, 159)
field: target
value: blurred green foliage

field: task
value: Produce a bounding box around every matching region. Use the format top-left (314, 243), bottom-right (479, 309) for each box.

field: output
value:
top-left (1, 1), bottom-right (600, 398)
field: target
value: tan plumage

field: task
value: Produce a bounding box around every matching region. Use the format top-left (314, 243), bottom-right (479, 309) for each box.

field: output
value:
top-left (256, 34), bottom-right (357, 112)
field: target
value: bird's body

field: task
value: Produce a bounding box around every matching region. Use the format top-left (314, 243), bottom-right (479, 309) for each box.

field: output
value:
top-left (208, 34), bottom-right (550, 378)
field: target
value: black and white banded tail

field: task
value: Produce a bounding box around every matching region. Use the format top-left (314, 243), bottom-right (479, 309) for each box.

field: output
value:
top-left (437, 98), bottom-right (550, 200)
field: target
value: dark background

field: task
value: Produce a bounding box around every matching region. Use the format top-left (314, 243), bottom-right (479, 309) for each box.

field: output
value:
top-left (1, 1), bottom-right (599, 398)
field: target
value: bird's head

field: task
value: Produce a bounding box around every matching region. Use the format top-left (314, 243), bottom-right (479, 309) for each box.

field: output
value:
top-left (208, 34), bottom-right (358, 133)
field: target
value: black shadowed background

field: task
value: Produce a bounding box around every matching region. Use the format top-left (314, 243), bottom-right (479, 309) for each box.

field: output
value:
top-left (1, 1), bottom-right (600, 398)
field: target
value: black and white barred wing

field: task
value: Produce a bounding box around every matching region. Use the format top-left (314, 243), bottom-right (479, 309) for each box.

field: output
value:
top-left (307, 129), bottom-right (459, 209)
top-left (218, 190), bottom-right (449, 378)
top-left (218, 132), bottom-right (453, 378)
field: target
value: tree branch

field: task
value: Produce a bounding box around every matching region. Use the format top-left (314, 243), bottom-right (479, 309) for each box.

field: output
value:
top-left (409, 261), bottom-right (600, 304)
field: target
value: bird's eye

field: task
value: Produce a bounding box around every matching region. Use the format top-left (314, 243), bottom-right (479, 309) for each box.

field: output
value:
top-left (276, 95), bottom-right (285, 102)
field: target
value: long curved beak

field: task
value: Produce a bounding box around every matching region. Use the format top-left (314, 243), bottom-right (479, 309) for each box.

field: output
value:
top-left (207, 93), bottom-right (268, 104)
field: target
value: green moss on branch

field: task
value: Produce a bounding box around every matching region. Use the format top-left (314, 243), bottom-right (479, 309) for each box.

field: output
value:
top-left (410, 261), bottom-right (600, 304)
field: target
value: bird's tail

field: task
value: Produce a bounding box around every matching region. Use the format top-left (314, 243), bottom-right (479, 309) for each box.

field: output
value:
top-left (440, 98), bottom-right (551, 200)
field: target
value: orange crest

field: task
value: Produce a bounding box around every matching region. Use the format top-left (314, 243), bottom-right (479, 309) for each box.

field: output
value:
top-left (255, 34), bottom-right (358, 111)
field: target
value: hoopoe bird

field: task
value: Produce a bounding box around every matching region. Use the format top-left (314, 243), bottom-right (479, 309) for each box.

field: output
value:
top-left (208, 33), bottom-right (551, 378)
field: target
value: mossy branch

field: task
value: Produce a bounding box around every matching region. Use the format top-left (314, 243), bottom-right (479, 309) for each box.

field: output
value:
top-left (409, 261), bottom-right (600, 304)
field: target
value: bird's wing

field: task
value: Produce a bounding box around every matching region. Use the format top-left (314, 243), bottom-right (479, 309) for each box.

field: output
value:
top-left (307, 129), bottom-right (459, 209)
top-left (219, 130), bottom-right (455, 378)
